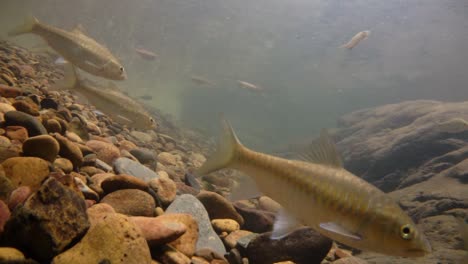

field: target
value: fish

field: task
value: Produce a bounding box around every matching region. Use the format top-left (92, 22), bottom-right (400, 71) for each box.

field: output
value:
top-left (435, 118), bottom-right (468, 134)
top-left (195, 119), bottom-right (432, 257)
top-left (190, 75), bottom-right (216, 86)
top-left (138, 94), bottom-right (153, 101)
top-left (59, 65), bottom-right (155, 130)
top-left (236, 80), bottom-right (263, 92)
top-left (340, 30), bottom-right (371, 49)
top-left (9, 16), bottom-right (126, 80)
top-left (135, 48), bottom-right (158, 61)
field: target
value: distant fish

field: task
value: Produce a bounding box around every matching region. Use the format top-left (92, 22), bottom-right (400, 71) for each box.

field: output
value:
top-left (138, 94), bottom-right (153, 101)
top-left (435, 118), bottom-right (468, 134)
top-left (340, 30), bottom-right (371, 49)
top-left (236, 80), bottom-right (263, 92)
top-left (135, 48), bottom-right (158, 61)
top-left (59, 65), bottom-right (155, 130)
top-left (9, 16), bottom-right (126, 80)
top-left (196, 119), bottom-right (431, 257)
top-left (190, 75), bottom-right (216, 86)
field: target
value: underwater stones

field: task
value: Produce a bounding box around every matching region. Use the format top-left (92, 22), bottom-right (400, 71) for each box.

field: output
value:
top-left (2, 177), bottom-right (89, 262)
top-left (184, 172), bottom-right (201, 191)
top-left (188, 152), bottom-right (206, 168)
top-left (118, 139), bottom-right (138, 152)
top-left (0, 175), bottom-right (14, 201)
top-left (130, 130), bottom-right (153, 144)
top-left (0, 103), bottom-right (15, 114)
top-left (157, 152), bottom-right (179, 166)
top-left (155, 245), bottom-right (191, 264)
top-left (166, 194), bottom-right (226, 256)
top-left (0, 247), bottom-right (26, 262)
top-left (86, 203), bottom-right (116, 227)
top-left (246, 227), bottom-right (332, 264)
top-left (7, 186), bottom-right (32, 211)
top-left (211, 219), bottom-right (240, 234)
top-left (52, 213), bottom-right (151, 264)
top-left (0, 85), bottom-right (21, 98)
top-left (148, 173), bottom-right (177, 207)
top-left (258, 196), bottom-right (282, 213)
top-left (5, 126), bottom-right (28, 142)
top-left (22, 135), bottom-right (60, 162)
top-left (223, 230), bottom-right (254, 249)
top-left (1, 157), bottom-right (50, 190)
top-left (130, 216), bottom-right (187, 247)
top-left (196, 191), bottom-right (244, 226)
top-left (101, 189), bottom-right (155, 217)
top-left (40, 98), bottom-right (58, 110)
top-left (101, 174), bottom-right (148, 194)
top-left (4, 111), bottom-right (47, 137)
top-left (157, 213), bottom-right (199, 257)
top-left (86, 140), bottom-right (120, 165)
top-left (44, 118), bottom-right (62, 134)
top-left (130, 148), bottom-right (156, 164)
top-left (53, 133), bottom-right (83, 169)
top-left (113, 157), bottom-right (160, 181)
top-left (12, 100), bottom-right (39, 116)
top-left (0, 200), bottom-right (10, 233)
top-left (331, 256), bottom-right (369, 264)
top-left (233, 204), bottom-right (274, 233)
top-left (53, 158), bottom-right (73, 173)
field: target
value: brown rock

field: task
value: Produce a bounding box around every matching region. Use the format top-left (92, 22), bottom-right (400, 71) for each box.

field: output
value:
top-left (0, 175), bottom-right (14, 201)
top-left (0, 247), bottom-right (26, 262)
top-left (197, 191), bottom-right (244, 226)
top-left (101, 174), bottom-right (148, 194)
top-left (211, 219), bottom-right (240, 234)
top-left (118, 139), bottom-right (138, 152)
top-left (79, 166), bottom-right (105, 176)
top-left (86, 140), bottom-right (120, 165)
top-left (2, 177), bottom-right (89, 262)
top-left (53, 158), bottom-right (73, 173)
top-left (53, 213), bottom-right (151, 264)
top-left (0, 85), bottom-right (21, 98)
top-left (331, 257), bottom-right (368, 264)
top-left (0, 200), bottom-right (10, 233)
top-left (224, 230), bottom-right (254, 249)
top-left (44, 118), bottom-right (62, 134)
top-left (87, 203), bottom-right (116, 227)
top-left (155, 245), bottom-right (191, 264)
top-left (5, 126), bottom-right (28, 142)
top-left (22, 135), bottom-right (60, 162)
top-left (7, 186), bottom-right (32, 211)
top-left (234, 203), bottom-right (274, 233)
top-left (101, 189), bottom-right (156, 216)
top-left (1, 157), bottom-right (50, 190)
top-left (0, 103), bottom-right (16, 114)
top-left (158, 213), bottom-right (199, 257)
top-left (148, 173), bottom-right (177, 207)
top-left (12, 100), bottom-right (39, 116)
top-left (258, 196), bottom-right (282, 213)
top-left (130, 216), bottom-right (187, 247)
top-left (53, 133), bottom-right (83, 169)
top-left (158, 152), bottom-right (178, 166)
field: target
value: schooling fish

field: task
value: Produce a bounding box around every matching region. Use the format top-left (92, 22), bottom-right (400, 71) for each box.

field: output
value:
top-left (135, 48), bottom-right (158, 61)
top-left (190, 75), bottom-right (216, 86)
top-left (236, 80), bottom-right (263, 92)
top-left (9, 16), bottom-right (126, 80)
top-left (340, 30), bottom-right (371, 49)
top-left (59, 65), bottom-right (155, 130)
top-left (195, 120), bottom-right (432, 257)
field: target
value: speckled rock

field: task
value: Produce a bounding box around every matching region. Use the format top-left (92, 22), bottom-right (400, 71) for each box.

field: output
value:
top-left (197, 191), bottom-right (244, 226)
top-left (130, 216), bottom-right (187, 247)
top-left (86, 203), bottom-right (116, 227)
top-left (113, 157), bottom-right (160, 181)
top-left (224, 230), bottom-right (254, 249)
top-left (101, 189), bottom-right (156, 216)
top-left (211, 219), bottom-right (240, 234)
top-left (234, 203), bottom-right (274, 233)
top-left (52, 213), bottom-right (151, 264)
top-left (148, 172), bottom-right (177, 207)
top-left (53, 133), bottom-right (83, 169)
top-left (157, 213), bottom-right (199, 257)
top-left (22, 135), bottom-right (60, 162)
top-left (4, 111), bottom-right (47, 137)
top-left (1, 157), bottom-right (50, 190)
top-left (2, 177), bottom-right (89, 262)
top-left (5, 126), bottom-right (28, 142)
top-left (101, 174), bottom-right (148, 194)
top-left (0, 200), bottom-right (10, 233)
top-left (7, 186), bottom-right (32, 211)
top-left (166, 194), bottom-right (226, 256)
top-left (86, 140), bottom-right (120, 165)
top-left (246, 227), bottom-right (332, 264)
top-left (0, 247), bottom-right (26, 262)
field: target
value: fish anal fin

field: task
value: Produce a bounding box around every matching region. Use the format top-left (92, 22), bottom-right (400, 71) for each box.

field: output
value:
top-left (296, 129), bottom-right (343, 168)
top-left (319, 222), bottom-right (361, 240)
top-left (271, 209), bottom-right (302, 240)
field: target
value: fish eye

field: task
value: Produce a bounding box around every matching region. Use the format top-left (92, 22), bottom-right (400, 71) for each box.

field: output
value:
top-left (400, 224), bottom-right (414, 240)
top-left (120, 66), bottom-right (124, 72)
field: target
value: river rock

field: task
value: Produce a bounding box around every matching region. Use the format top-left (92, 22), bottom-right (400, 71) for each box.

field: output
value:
top-left (5, 126), bottom-right (28, 142)
top-left (4, 111), bottom-right (47, 137)
top-left (1, 157), bottom-right (50, 190)
top-left (224, 230), bottom-right (254, 249)
top-left (0, 175), bottom-right (14, 201)
top-left (0, 103), bottom-right (15, 114)
top-left (7, 186), bottom-right (32, 211)
top-left (22, 135), bottom-right (60, 162)
top-left (13, 100), bottom-right (39, 116)
top-left (52, 213), bottom-right (151, 264)
top-left (130, 216), bottom-right (187, 247)
top-left (130, 148), bottom-right (156, 164)
top-left (258, 196), bottom-right (282, 213)
top-left (86, 140), bottom-right (120, 165)
top-left (2, 177), bottom-right (89, 262)
top-left (86, 203), bottom-right (116, 227)
top-left (44, 118), bottom-right (62, 134)
top-left (54, 158), bottom-right (73, 173)
top-left (101, 174), bottom-right (149, 194)
top-left (196, 191), bottom-right (244, 226)
top-left (155, 245), bottom-right (191, 264)
top-left (157, 213), bottom-right (199, 257)
top-left (0, 200), bottom-right (10, 233)
top-left (148, 172), bottom-right (177, 207)
top-left (113, 157), bottom-right (160, 181)
top-left (246, 227), bottom-right (332, 264)
top-left (0, 247), bottom-right (26, 262)
top-left (53, 133), bottom-right (83, 169)
top-left (211, 219), bottom-right (240, 234)
top-left (234, 203), bottom-right (274, 233)
top-left (157, 152), bottom-right (178, 166)
top-left (101, 189), bottom-right (156, 216)
top-left (166, 194), bottom-right (226, 255)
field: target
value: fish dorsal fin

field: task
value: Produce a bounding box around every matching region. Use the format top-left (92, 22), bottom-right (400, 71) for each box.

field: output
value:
top-left (296, 129), bottom-right (343, 168)
top-left (72, 24), bottom-right (87, 35)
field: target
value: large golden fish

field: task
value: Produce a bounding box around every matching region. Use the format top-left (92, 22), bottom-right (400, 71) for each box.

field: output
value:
top-left (196, 120), bottom-right (432, 257)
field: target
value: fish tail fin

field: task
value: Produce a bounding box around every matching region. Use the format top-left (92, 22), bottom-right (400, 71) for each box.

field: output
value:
top-left (8, 16), bottom-right (39, 36)
top-left (195, 118), bottom-right (242, 176)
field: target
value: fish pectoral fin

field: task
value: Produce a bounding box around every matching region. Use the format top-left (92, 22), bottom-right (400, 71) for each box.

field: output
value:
top-left (319, 222), bottom-right (362, 240)
top-left (271, 209), bottom-right (302, 240)
top-left (71, 24), bottom-right (87, 35)
top-left (295, 129), bottom-right (343, 168)
top-left (228, 173), bottom-right (262, 201)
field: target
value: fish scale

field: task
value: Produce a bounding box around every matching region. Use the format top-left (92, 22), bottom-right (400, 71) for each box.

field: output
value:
top-left (196, 119), bottom-right (432, 257)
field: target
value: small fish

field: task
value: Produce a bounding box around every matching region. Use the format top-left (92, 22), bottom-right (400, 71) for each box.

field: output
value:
top-left (236, 80), bottom-right (263, 92)
top-left (435, 118), bottom-right (468, 134)
top-left (340, 30), bottom-right (371, 49)
top-left (135, 48), bottom-right (158, 61)
top-left (195, 119), bottom-right (432, 257)
top-left (9, 16), bottom-right (126, 80)
top-left (138, 94), bottom-right (153, 101)
top-left (59, 65), bottom-right (155, 130)
top-left (190, 75), bottom-right (216, 86)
